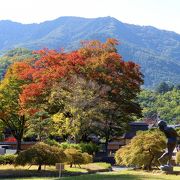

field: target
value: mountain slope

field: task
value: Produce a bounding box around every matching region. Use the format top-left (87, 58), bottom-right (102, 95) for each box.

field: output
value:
top-left (0, 16), bottom-right (179, 88)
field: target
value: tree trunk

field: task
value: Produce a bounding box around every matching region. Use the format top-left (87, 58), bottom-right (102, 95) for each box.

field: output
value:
top-left (147, 149), bottom-right (154, 171)
top-left (148, 155), bottom-right (154, 171)
top-left (16, 138), bottom-right (22, 154)
top-left (105, 135), bottom-right (109, 156)
top-left (38, 164), bottom-right (42, 171)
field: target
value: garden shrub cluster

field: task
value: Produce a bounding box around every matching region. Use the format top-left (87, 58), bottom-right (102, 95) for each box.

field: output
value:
top-left (0, 154), bottom-right (17, 164)
top-left (0, 142), bottom-right (93, 170)
top-left (15, 142), bottom-right (93, 170)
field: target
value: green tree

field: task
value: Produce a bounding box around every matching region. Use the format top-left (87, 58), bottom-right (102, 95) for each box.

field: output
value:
top-left (0, 48), bottom-right (34, 80)
top-left (0, 63), bottom-right (27, 153)
top-left (50, 76), bottom-right (110, 143)
top-left (138, 89), bottom-right (180, 124)
top-left (25, 111), bottom-right (52, 141)
top-left (138, 89), bottom-right (157, 119)
top-left (155, 82), bottom-right (173, 94)
top-left (115, 130), bottom-right (166, 170)
top-left (175, 84), bottom-right (180, 90)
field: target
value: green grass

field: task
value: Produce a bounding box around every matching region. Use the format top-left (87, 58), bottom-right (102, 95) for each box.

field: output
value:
top-left (0, 163), bottom-right (111, 179)
top-left (93, 162), bottom-right (112, 169)
top-left (59, 169), bottom-right (180, 180)
top-left (1, 165), bottom-right (180, 180)
top-left (5, 169), bottom-right (180, 180)
top-left (173, 166), bottom-right (180, 171)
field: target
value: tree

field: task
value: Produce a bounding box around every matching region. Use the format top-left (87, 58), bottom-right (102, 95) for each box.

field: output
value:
top-left (155, 82), bottom-right (173, 94)
top-left (115, 130), bottom-right (166, 170)
top-left (175, 84), bottom-right (180, 90)
top-left (78, 39), bottom-right (144, 150)
top-left (0, 63), bottom-right (28, 153)
top-left (15, 39), bottom-right (143, 149)
top-left (138, 90), bottom-right (158, 119)
top-left (25, 111), bottom-right (52, 141)
top-left (50, 76), bottom-right (111, 143)
top-left (0, 48), bottom-right (34, 80)
top-left (138, 89), bottom-right (180, 124)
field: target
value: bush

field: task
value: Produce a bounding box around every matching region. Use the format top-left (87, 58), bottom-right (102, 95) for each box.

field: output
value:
top-left (15, 142), bottom-right (66, 170)
top-left (43, 139), bottom-right (61, 147)
top-left (64, 148), bottom-right (84, 168)
top-left (79, 142), bottom-right (99, 154)
top-left (60, 142), bottom-right (99, 154)
top-left (115, 130), bottom-right (166, 170)
top-left (60, 142), bottom-right (81, 150)
top-left (82, 152), bottom-right (93, 164)
top-left (64, 148), bottom-right (92, 167)
top-left (176, 151), bottom-right (180, 165)
top-left (0, 154), bottom-right (17, 165)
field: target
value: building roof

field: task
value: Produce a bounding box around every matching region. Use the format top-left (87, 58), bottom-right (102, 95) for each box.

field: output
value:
top-left (129, 122), bottom-right (148, 126)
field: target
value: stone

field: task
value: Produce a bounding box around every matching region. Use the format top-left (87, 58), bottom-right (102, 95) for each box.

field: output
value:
top-left (160, 165), bottom-right (173, 172)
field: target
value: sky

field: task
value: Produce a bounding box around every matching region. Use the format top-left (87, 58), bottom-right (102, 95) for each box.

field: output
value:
top-left (0, 0), bottom-right (180, 34)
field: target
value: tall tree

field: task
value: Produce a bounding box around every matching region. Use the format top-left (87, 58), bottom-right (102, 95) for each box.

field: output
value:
top-left (0, 63), bottom-right (28, 153)
top-left (15, 39), bottom-right (143, 148)
top-left (50, 76), bottom-right (112, 142)
top-left (78, 39), bottom-right (144, 150)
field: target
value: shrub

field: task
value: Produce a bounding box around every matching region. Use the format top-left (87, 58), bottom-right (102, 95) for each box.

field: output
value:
top-left (115, 130), bottom-right (166, 170)
top-left (15, 142), bottom-right (66, 170)
top-left (60, 142), bottom-right (99, 154)
top-left (0, 154), bottom-right (17, 165)
top-left (64, 148), bottom-right (93, 167)
top-left (43, 139), bottom-right (61, 147)
top-left (60, 142), bottom-right (81, 150)
top-left (176, 151), bottom-right (180, 165)
top-left (82, 152), bottom-right (93, 164)
top-left (79, 142), bottom-right (99, 154)
top-left (64, 148), bottom-right (84, 168)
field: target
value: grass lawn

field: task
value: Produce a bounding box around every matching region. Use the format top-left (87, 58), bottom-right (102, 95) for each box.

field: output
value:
top-left (1, 165), bottom-right (180, 180)
top-left (5, 169), bottom-right (180, 180)
top-left (59, 170), bottom-right (180, 180)
top-left (0, 162), bottom-right (111, 179)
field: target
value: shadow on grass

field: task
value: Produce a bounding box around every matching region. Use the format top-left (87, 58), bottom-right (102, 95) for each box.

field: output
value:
top-left (58, 171), bottom-right (180, 180)
top-left (0, 169), bottom-right (59, 179)
top-left (1, 169), bottom-right (180, 180)
top-left (0, 169), bottom-right (91, 179)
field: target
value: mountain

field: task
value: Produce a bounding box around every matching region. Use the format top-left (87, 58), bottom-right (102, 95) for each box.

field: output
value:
top-left (0, 16), bottom-right (180, 88)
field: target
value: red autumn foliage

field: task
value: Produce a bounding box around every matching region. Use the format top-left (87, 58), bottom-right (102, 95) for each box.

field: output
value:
top-left (14, 39), bottom-right (143, 113)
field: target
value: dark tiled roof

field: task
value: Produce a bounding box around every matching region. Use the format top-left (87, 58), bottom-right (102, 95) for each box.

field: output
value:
top-left (129, 122), bottom-right (148, 126)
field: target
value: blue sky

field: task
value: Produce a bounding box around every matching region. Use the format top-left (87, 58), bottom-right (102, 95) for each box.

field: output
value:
top-left (0, 0), bottom-right (179, 33)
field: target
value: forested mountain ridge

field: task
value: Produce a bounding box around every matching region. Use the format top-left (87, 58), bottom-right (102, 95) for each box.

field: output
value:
top-left (0, 16), bottom-right (180, 88)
